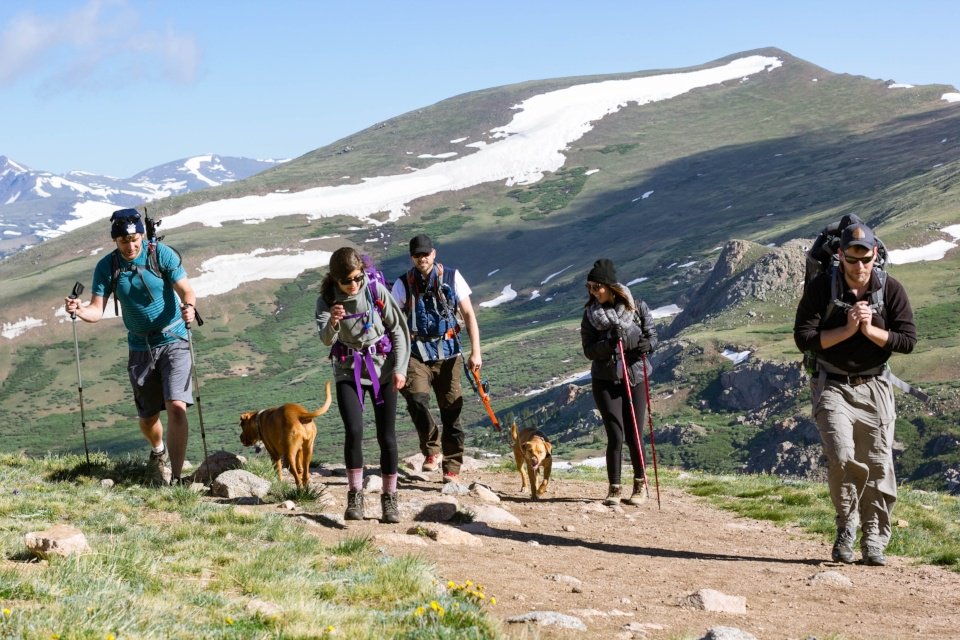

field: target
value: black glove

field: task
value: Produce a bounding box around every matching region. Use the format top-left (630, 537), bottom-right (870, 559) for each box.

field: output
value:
top-left (607, 325), bottom-right (623, 348)
top-left (635, 338), bottom-right (652, 354)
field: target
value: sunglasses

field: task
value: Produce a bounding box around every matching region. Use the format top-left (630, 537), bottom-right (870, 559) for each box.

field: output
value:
top-left (338, 274), bottom-right (365, 286)
top-left (842, 252), bottom-right (875, 265)
top-left (586, 282), bottom-right (604, 293)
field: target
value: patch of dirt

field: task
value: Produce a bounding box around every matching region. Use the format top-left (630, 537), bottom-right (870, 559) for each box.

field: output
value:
top-left (253, 466), bottom-right (960, 640)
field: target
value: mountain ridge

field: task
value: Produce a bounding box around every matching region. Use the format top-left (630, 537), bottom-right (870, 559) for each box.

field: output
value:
top-left (1, 48), bottom-right (959, 492)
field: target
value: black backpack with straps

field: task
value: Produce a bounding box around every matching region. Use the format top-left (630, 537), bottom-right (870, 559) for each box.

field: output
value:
top-left (801, 216), bottom-right (927, 401)
top-left (104, 211), bottom-right (198, 324)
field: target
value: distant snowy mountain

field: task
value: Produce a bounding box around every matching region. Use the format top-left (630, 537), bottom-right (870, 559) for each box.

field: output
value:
top-left (0, 154), bottom-right (282, 257)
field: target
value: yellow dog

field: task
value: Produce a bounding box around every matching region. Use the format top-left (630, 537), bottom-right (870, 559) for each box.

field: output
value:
top-left (239, 381), bottom-right (332, 488)
top-left (510, 422), bottom-right (553, 500)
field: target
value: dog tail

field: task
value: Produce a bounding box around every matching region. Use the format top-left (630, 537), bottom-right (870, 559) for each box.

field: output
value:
top-left (305, 380), bottom-right (333, 418)
top-left (510, 421), bottom-right (518, 444)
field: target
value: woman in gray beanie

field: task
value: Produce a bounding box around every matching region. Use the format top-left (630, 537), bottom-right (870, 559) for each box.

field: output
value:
top-left (580, 259), bottom-right (658, 506)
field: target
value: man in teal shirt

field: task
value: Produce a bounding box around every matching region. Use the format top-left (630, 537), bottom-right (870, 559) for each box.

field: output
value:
top-left (64, 209), bottom-right (199, 485)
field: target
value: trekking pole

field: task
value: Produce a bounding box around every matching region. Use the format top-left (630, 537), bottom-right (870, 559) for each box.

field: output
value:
top-left (616, 339), bottom-right (651, 501)
top-left (68, 282), bottom-right (91, 466)
top-left (640, 353), bottom-right (662, 509)
top-left (184, 309), bottom-right (210, 482)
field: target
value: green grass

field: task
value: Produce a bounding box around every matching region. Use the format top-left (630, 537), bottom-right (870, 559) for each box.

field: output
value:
top-left (676, 471), bottom-right (960, 571)
top-left (0, 453), bottom-right (501, 639)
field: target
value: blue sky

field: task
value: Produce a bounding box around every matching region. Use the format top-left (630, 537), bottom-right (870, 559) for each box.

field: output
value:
top-left (3, 0), bottom-right (958, 178)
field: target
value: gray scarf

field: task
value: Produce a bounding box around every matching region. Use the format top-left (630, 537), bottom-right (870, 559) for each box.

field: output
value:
top-left (586, 284), bottom-right (636, 330)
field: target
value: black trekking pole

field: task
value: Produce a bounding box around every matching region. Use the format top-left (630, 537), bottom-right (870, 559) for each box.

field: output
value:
top-left (640, 353), bottom-right (661, 509)
top-left (68, 282), bottom-right (91, 466)
top-left (184, 309), bottom-right (210, 482)
top-left (616, 338), bottom-right (650, 499)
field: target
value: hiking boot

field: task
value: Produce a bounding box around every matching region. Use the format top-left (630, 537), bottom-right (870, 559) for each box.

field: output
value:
top-left (625, 478), bottom-right (647, 506)
top-left (344, 490), bottom-right (365, 521)
top-left (422, 454), bottom-right (440, 472)
top-left (147, 448), bottom-right (172, 487)
top-left (603, 484), bottom-right (622, 506)
top-left (863, 544), bottom-right (886, 566)
top-left (831, 528), bottom-right (855, 564)
top-left (380, 492), bottom-right (400, 524)
top-left (442, 471), bottom-right (459, 484)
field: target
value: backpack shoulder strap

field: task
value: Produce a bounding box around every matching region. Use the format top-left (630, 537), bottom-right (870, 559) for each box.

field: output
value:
top-left (105, 249), bottom-right (122, 316)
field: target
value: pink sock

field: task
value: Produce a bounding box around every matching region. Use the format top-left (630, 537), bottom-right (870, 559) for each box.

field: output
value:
top-left (347, 468), bottom-right (363, 491)
top-left (383, 473), bottom-right (398, 493)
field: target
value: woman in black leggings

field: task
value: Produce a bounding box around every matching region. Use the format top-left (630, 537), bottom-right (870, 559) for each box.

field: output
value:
top-left (316, 247), bottom-right (410, 523)
top-left (580, 258), bottom-right (657, 506)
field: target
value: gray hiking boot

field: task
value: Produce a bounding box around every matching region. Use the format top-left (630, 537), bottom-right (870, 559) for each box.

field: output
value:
top-left (603, 484), bottom-right (622, 506)
top-left (862, 544), bottom-right (886, 566)
top-left (625, 478), bottom-right (647, 506)
top-left (831, 528), bottom-right (855, 563)
top-left (147, 448), bottom-right (172, 487)
top-left (344, 490), bottom-right (365, 521)
top-left (380, 492), bottom-right (400, 524)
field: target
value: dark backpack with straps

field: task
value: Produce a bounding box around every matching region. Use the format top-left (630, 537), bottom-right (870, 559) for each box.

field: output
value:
top-left (104, 213), bottom-right (183, 315)
top-left (801, 215), bottom-right (889, 373)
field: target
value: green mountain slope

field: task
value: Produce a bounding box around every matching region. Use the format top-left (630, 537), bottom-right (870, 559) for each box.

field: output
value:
top-left (2, 47), bottom-right (958, 490)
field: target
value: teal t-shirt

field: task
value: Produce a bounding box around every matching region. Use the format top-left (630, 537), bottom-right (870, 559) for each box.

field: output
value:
top-left (92, 243), bottom-right (189, 351)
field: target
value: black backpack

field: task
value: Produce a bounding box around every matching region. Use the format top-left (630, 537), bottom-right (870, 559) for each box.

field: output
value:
top-left (804, 214), bottom-right (889, 321)
top-left (801, 214), bottom-right (888, 374)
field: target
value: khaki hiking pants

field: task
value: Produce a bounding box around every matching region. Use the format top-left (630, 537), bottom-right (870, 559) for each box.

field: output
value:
top-left (401, 355), bottom-right (464, 474)
top-left (813, 376), bottom-right (897, 550)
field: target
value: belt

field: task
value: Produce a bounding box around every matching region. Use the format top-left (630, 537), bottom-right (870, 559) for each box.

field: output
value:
top-left (825, 372), bottom-right (878, 386)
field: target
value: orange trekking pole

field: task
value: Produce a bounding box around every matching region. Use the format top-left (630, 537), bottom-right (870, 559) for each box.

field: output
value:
top-left (463, 360), bottom-right (501, 431)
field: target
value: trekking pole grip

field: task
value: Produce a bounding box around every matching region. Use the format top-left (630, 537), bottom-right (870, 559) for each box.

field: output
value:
top-left (68, 282), bottom-right (84, 319)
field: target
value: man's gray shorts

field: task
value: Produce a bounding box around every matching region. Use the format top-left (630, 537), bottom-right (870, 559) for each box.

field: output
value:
top-left (128, 342), bottom-right (194, 418)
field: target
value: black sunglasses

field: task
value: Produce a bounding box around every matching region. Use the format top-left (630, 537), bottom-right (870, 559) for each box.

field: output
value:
top-left (842, 252), bottom-right (874, 265)
top-left (338, 274), bottom-right (365, 286)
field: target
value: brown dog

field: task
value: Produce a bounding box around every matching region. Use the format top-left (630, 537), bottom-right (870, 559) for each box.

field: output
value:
top-left (239, 380), bottom-right (332, 488)
top-left (510, 422), bottom-right (552, 500)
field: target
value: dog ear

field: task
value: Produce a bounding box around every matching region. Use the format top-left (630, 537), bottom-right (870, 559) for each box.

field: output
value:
top-left (240, 411), bottom-right (254, 422)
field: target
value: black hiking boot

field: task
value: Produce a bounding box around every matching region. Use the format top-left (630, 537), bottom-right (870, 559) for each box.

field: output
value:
top-left (380, 492), bottom-right (400, 524)
top-left (862, 544), bottom-right (886, 566)
top-left (344, 490), bottom-right (365, 521)
top-left (831, 528), bottom-right (855, 563)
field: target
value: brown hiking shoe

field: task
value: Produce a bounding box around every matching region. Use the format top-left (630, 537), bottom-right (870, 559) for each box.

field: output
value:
top-left (344, 490), bottom-right (365, 521)
top-left (422, 454), bottom-right (440, 472)
top-left (603, 484), bottom-right (622, 506)
top-left (380, 492), bottom-right (400, 524)
top-left (626, 478), bottom-right (647, 506)
top-left (147, 448), bottom-right (172, 487)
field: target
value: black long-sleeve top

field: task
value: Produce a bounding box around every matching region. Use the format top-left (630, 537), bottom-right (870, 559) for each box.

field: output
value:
top-left (794, 269), bottom-right (916, 373)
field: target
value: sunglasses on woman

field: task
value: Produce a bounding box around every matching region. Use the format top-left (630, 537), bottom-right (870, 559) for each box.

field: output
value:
top-left (338, 274), bottom-right (365, 286)
top-left (586, 282), bottom-right (604, 293)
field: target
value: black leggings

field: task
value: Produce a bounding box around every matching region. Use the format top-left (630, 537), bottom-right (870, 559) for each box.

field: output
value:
top-left (336, 380), bottom-right (399, 474)
top-left (592, 377), bottom-right (647, 485)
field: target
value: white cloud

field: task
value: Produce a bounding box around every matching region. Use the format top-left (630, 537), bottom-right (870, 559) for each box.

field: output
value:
top-left (0, 0), bottom-right (198, 92)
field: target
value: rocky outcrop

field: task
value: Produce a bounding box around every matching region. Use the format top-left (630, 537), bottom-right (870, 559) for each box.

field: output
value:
top-left (668, 239), bottom-right (806, 335)
top-left (718, 360), bottom-right (805, 413)
top-left (746, 415), bottom-right (826, 480)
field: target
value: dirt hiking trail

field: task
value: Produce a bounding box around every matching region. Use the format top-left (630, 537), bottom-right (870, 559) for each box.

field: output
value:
top-left (258, 464), bottom-right (960, 640)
